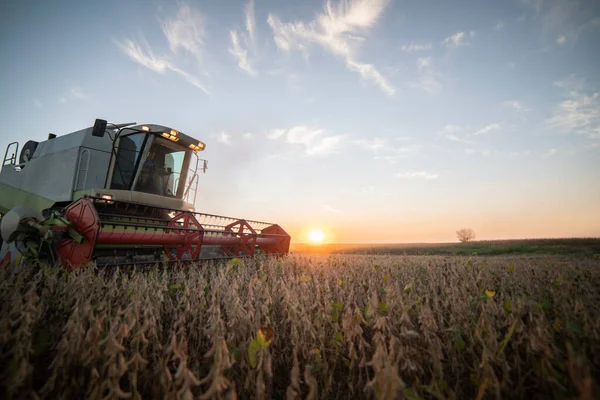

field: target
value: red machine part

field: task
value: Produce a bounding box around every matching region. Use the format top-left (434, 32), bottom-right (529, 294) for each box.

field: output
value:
top-left (163, 212), bottom-right (204, 260)
top-left (54, 198), bottom-right (100, 271)
top-left (51, 198), bottom-right (290, 268)
top-left (260, 224), bottom-right (291, 254)
top-left (219, 220), bottom-right (257, 257)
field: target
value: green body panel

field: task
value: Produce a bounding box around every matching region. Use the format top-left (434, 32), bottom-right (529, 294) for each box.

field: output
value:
top-left (0, 181), bottom-right (59, 215)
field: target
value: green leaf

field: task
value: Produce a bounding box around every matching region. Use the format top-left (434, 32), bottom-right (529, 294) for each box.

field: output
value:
top-left (334, 332), bottom-right (343, 347)
top-left (248, 338), bottom-right (261, 368)
top-left (541, 299), bottom-right (552, 313)
top-left (342, 357), bottom-right (351, 367)
top-left (330, 302), bottom-right (343, 322)
top-left (454, 330), bottom-right (466, 352)
top-left (228, 258), bottom-right (243, 266)
top-left (378, 301), bottom-right (388, 315)
top-left (504, 300), bottom-right (512, 314)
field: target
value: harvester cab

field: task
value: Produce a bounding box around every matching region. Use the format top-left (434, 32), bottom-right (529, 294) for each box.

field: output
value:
top-left (0, 119), bottom-right (290, 269)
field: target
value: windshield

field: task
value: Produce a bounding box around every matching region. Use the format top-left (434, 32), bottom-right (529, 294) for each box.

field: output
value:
top-left (134, 135), bottom-right (191, 198)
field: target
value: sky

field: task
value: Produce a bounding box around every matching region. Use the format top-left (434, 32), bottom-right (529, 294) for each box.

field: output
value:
top-left (1, 0), bottom-right (599, 243)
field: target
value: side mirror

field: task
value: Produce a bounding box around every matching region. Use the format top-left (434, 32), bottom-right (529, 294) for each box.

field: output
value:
top-left (92, 119), bottom-right (107, 137)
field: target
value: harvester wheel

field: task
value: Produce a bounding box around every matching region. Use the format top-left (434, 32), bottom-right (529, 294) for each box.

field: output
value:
top-left (20, 140), bottom-right (39, 165)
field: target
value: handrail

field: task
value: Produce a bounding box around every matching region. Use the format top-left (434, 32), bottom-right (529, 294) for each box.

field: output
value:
top-left (2, 142), bottom-right (18, 167)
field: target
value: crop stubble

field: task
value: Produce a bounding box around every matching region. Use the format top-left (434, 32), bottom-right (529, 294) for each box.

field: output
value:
top-left (1, 254), bottom-right (599, 399)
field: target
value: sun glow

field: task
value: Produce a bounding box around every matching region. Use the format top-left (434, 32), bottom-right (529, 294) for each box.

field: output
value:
top-left (308, 229), bottom-right (325, 244)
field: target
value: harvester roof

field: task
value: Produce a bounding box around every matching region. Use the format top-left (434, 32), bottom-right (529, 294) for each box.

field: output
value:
top-left (126, 124), bottom-right (206, 153)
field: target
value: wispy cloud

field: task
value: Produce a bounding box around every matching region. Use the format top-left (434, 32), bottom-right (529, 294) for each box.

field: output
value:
top-left (438, 124), bottom-right (472, 143)
top-left (116, 38), bottom-right (210, 94)
top-left (321, 203), bottom-right (344, 214)
top-left (69, 87), bottom-right (86, 99)
top-left (242, 132), bottom-right (253, 139)
top-left (463, 148), bottom-right (491, 156)
top-left (161, 3), bottom-right (204, 60)
top-left (267, 0), bottom-right (395, 96)
top-left (229, 31), bottom-right (256, 76)
top-left (116, 3), bottom-right (209, 94)
top-left (443, 31), bottom-right (475, 47)
top-left (417, 57), bottom-right (431, 71)
top-left (520, 0), bottom-right (600, 44)
top-left (229, 0), bottom-right (258, 76)
top-left (57, 86), bottom-right (88, 104)
top-left (267, 126), bottom-right (344, 156)
top-left (502, 100), bottom-right (528, 111)
top-left (546, 75), bottom-right (600, 139)
top-left (473, 123), bottom-right (501, 135)
top-left (543, 148), bottom-right (557, 157)
top-left (215, 131), bottom-right (232, 145)
top-left (245, 0), bottom-right (256, 42)
top-left (396, 171), bottom-right (439, 180)
top-left (494, 21), bottom-right (505, 30)
top-left (352, 138), bottom-right (387, 151)
top-left (509, 150), bottom-right (531, 156)
top-left (400, 42), bottom-right (432, 52)
top-left (411, 57), bottom-right (442, 94)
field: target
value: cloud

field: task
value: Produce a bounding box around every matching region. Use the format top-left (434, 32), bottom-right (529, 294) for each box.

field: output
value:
top-left (473, 123), bottom-right (501, 135)
top-left (443, 31), bottom-right (474, 47)
top-left (502, 100), bottom-right (527, 111)
top-left (352, 137), bottom-right (387, 151)
top-left (396, 171), bottom-right (439, 180)
top-left (216, 131), bottom-right (232, 145)
top-left (400, 42), bottom-right (432, 52)
top-left (553, 74), bottom-right (584, 91)
top-left (411, 75), bottom-right (442, 94)
top-left (161, 3), bottom-right (204, 59)
top-left (520, 0), bottom-right (600, 44)
top-left (417, 57), bottom-right (431, 71)
top-left (543, 148), bottom-right (557, 157)
top-left (229, 0), bottom-right (258, 76)
top-left (494, 21), bottom-right (505, 30)
top-left (509, 150), bottom-right (531, 156)
top-left (411, 57), bottom-right (442, 94)
top-left (267, 0), bottom-right (395, 96)
top-left (245, 0), bottom-right (256, 41)
top-left (243, 132), bottom-right (253, 139)
top-left (115, 38), bottom-right (210, 94)
top-left (463, 148), bottom-right (491, 156)
top-left (267, 126), bottom-right (344, 156)
top-left (438, 124), bottom-right (472, 143)
top-left (229, 31), bottom-right (257, 76)
top-left (321, 203), bottom-right (343, 214)
top-left (33, 99), bottom-right (42, 108)
top-left (69, 87), bottom-right (86, 99)
top-left (547, 75), bottom-right (600, 139)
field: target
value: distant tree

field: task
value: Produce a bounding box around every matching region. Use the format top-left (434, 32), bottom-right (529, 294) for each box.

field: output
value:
top-left (457, 228), bottom-right (476, 243)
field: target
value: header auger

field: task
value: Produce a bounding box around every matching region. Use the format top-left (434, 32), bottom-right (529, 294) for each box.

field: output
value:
top-left (0, 119), bottom-right (290, 269)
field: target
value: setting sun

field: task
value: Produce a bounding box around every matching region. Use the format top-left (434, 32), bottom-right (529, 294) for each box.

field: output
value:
top-left (308, 229), bottom-right (325, 244)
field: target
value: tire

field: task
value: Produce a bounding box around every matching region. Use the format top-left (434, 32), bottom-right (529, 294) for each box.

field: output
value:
top-left (20, 140), bottom-right (39, 164)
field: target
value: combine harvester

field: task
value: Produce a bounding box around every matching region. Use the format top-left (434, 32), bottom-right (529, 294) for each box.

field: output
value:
top-left (0, 119), bottom-right (290, 270)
